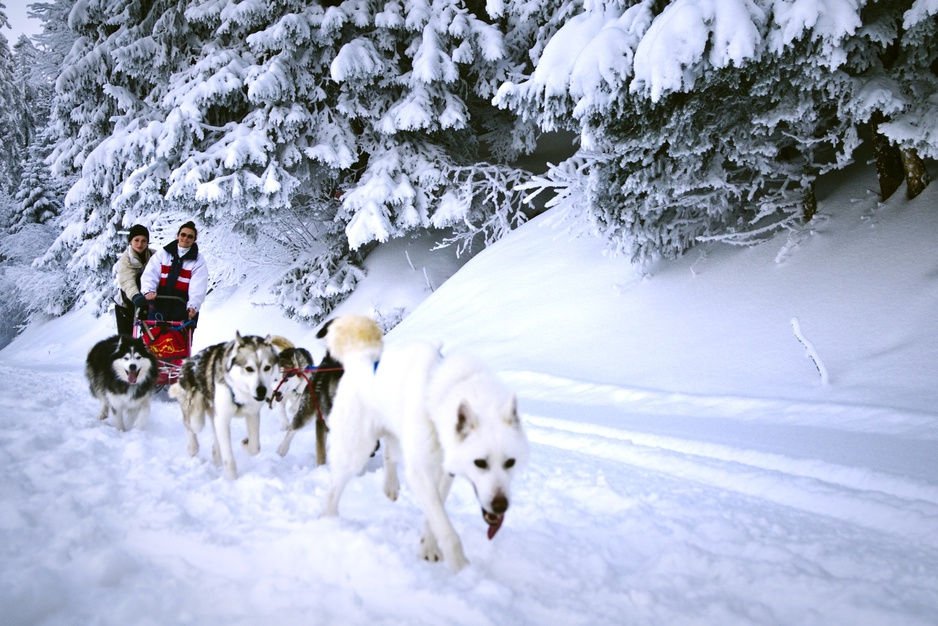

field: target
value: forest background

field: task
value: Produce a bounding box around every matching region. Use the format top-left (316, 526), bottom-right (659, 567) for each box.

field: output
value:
top-left (0, 0), bottom-right (936, 347)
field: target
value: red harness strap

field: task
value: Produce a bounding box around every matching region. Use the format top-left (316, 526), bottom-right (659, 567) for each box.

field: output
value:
top-left (272, 366), bottom-right (344, 424)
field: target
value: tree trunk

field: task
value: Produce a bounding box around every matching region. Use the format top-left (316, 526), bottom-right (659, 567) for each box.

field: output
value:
top-left (869, 113), bottom-right (905, 201)
top-left (900, 147), bottom-right (929, 199)
top-left (802, 181), bottom-right (817, 222)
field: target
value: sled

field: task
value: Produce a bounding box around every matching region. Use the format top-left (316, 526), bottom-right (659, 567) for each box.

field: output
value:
top-left (133, 296), bottom-right (194, 387)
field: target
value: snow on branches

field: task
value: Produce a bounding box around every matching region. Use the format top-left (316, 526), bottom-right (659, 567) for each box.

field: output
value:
top-left (17, 0), bottom-right (938, 326)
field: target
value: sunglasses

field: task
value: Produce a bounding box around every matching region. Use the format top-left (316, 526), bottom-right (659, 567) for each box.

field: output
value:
top-left (178, 232), bottom-right (196, 240)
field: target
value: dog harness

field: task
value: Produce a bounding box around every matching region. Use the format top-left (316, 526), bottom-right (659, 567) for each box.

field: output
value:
top-left (270, 360), bottom-right (378, 423)
top-left (271, 364), bottom-right (343, 424)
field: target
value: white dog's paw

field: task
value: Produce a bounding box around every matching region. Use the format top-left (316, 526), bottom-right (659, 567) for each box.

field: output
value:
top-left (383, 472), bottom-right (399, 501)
top-left (419, 534), bottom-right (442, 563)
top-left (423, 532), bottom-right (469, 572)
top-left (277, 431), bottom-right (294, 457)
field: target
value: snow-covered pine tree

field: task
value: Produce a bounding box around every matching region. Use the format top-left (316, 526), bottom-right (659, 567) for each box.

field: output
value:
top-left (890, 0), bottom-right (938, 196)
top-left (11, 35), bottom-right (43, 152)
top-left (6, 8), bottom-right (71, 234)
top-left (224, 0), bottom-right (369, 320)
top-left (839, 0), bottom-right (937, 200)
top-left (329, 0), bottom-right (531, 252)
top-left (0, 219), bottom-right (67, 347)
top-left (9, 127), bottom-right (65, 231)
top-left (43, 0), bottom-right (174, 309)
top-left (41, 0), bottom-right (534, 323)
top-left (498, 0), bottom-right (870, 262)
top-left (0, 2), bottom-right (76, 347)
top-left (262, 0), bottom-right (536, 320)
top-left (0, 5), bottom-right (26, 196)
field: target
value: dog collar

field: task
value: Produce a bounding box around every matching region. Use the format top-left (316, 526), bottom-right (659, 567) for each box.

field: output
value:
top-left (229, 387), bottom-right (244, 408)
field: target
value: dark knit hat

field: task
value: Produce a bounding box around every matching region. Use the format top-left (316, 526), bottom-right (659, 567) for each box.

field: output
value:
top-left (177, 220), bottom-right (197, 238)
top-left (128, 224), bottom-right (149, 242)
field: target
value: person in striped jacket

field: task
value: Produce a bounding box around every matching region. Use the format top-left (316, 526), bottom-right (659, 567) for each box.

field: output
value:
top-left (138, 221), bottom-right (209, 325)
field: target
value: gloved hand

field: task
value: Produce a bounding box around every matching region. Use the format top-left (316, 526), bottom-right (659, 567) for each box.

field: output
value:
top-left (131, 293), bottom-right (147, 309)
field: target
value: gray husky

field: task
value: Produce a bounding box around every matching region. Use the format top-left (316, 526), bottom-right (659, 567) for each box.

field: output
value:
top-left (85, 334), bottom-right (158, 431)
top-left (169, 332), bottom-right (281, 480)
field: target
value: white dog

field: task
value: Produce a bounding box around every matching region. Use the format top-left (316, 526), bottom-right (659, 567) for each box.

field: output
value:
top-left (320, 315), bottom-right (529, 572)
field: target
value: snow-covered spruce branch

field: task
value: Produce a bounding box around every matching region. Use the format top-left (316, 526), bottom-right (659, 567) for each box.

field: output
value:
top-left (697, 199), bottom-right (804, 247)
top-left (265, 204), bottom-right (337, 258)
top-left (791, 317), bottom-right (829, 385)
top-left (434, 164), bottom-right (531, 254)
top-left (514, 156), bottom-right (596, 233)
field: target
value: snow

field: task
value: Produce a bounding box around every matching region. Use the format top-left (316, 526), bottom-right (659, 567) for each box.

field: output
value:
top-left (2, 161), bottom-right (938, 624)
top-left (536, 10), bottom-right (615, 96)
top-left (904, 0), bottom-right (938, 29)
top-left (512, 0), bottom-right (870, 108)
top-left (331, 38), bottom-right (382, 82)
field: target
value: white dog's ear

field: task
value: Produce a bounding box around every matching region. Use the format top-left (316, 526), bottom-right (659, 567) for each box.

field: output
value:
top-left (235, 330), bottom-right (244, 344)
top-left (456, 402), bottom-right (477, 440)
top-left (503, 396), bottom-right (520, 427)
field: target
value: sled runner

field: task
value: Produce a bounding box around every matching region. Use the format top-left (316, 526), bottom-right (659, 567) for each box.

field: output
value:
top-left (133, 296), bottom-right (194, 387)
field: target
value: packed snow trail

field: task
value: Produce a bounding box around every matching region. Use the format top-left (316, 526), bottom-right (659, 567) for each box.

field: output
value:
top-left (528, 415), bottom-right (938, 543)
top-left (2, 364), bottom-right (938, 625)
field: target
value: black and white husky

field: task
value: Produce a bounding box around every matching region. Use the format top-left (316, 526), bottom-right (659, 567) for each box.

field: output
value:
top-left (85, 334), bottom-right (158, 431)
top-left (320, 315), bottom-right (529, 572)
top-left (274, 323), bottom-right (345, 465)
top-left (169, 332), bottom-right (281, 480)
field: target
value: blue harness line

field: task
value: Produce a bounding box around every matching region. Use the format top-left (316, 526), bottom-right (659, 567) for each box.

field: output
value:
top-left (149, 313), bottom-right (196, 327)
top-left (292, 360), bottom-right (377, 374)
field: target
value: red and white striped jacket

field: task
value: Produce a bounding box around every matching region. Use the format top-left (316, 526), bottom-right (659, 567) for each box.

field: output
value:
top-left (140, 243), bottom-right (209, 312)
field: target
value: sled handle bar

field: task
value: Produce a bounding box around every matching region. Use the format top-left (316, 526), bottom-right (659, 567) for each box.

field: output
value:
top-left (151, 295), bottom-right (188, 304)
top-left (136, 295), bottom-right (194, 323)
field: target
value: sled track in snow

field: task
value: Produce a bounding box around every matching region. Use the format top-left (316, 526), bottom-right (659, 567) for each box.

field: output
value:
top-left (502, 370), bottom-right (938, 438)
top-left (525, 414), bottom-right (938, 548)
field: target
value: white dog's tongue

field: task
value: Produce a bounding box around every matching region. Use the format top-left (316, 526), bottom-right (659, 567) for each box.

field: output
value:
top-left (485, 513), bottom-right (504, 540)
top-left (127, 369), bottom-right (138, 384)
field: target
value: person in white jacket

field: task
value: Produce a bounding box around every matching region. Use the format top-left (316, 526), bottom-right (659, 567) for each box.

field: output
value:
top-left (138, 221), bottom-right (209, 326)
top-left (114, 224), bottom-right (154, 335)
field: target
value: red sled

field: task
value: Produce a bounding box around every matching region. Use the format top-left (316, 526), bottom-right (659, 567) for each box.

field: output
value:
top-left (133, 296), bottom-right (194, 387)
